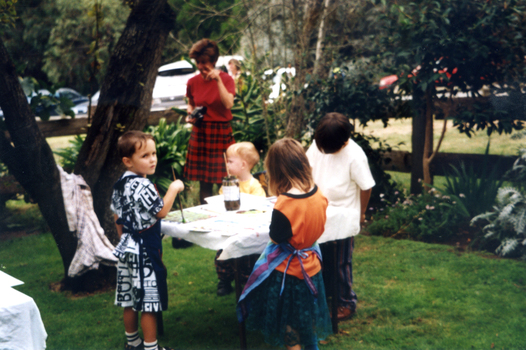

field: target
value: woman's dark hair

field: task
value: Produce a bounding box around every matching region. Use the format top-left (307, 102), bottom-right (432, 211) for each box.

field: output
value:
top-left (264, 138), bottom-right (313, 196)
top-left (189, 38), bottom-right (219, 65)
top-left (314, 112), bottom-right (354, 154)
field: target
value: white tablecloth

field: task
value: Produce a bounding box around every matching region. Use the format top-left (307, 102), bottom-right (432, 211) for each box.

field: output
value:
top-left (161, 196), bottom-right (360, 260)
top-left (0, 287), bottom-right (47, 350)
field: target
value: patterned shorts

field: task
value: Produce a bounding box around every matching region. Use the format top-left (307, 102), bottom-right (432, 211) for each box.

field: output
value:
top-left (183, 121), bottom-right (235, 183)
top-left (115, 250), bottom-right (164, 312)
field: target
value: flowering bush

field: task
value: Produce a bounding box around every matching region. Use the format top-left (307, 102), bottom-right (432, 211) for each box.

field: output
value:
top-left (364, 188), bottom-right (471, 243)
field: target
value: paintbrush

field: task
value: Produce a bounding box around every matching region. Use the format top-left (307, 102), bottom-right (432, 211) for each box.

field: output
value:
top-left (172, 167), bottom-right (186, 223)
top-left (223, 152), bottom-right (231, 177)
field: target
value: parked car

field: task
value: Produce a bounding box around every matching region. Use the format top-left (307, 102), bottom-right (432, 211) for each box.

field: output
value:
top-left (151, 60), bottom-right (197, 110)
top-left (71, 91), bottom-right (99, 115)
top-left (30, 88), bottom-right (88, 118)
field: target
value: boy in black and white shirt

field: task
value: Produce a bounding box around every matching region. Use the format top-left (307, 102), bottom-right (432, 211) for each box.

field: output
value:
top-left (112, 130), bottom-right (184, 350)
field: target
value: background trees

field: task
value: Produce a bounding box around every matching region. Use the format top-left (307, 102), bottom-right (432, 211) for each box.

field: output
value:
top-left (375, 0), bottom-right (526, 193)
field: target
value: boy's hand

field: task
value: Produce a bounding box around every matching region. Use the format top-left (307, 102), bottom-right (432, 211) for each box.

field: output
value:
top-left (170, 179), bottom-right (184, 193)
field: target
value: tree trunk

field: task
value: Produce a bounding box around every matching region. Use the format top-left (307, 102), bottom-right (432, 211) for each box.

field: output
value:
top-left (75, 0), bottom-right (175, 245)
top-left (0, 0), bottom-right (175, 292)
top-left (0, 39), bottom-right (75, 278)
top-left (313, 0), bottom-right (330, 76)
top-left (422, 89), bottom-right (434, 190)
top-left (410, 88), bottom-right (426, 195)
top-left (285, 0), bottom-right (321, 138)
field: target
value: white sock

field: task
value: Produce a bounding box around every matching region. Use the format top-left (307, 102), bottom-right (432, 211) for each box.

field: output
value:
top-left (143, 340), bottom-right (158, 350)
top-left (125, 331), bottom-right (142, 347)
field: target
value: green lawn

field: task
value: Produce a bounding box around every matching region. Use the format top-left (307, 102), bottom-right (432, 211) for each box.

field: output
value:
top-left (357, 118), bottom-right (524, 156)
top-left (2, 232), bottom-right (525, 350)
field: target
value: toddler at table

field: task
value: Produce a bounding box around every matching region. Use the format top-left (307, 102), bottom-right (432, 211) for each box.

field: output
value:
top-left (111, 130), bottom-right (184, 350)
top-left (237, 138), bottom-right (332, 350)
top-left (306, 112), bottom-right (375, 321)
top-left (216, 141), bottom-right (266, 296)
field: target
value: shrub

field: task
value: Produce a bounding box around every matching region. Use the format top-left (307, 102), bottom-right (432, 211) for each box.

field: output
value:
top-left (471, 149), bottom-right (526, 258)
top-left (352, 132), bottom-right (405, 217)
top-left (471, 187), bottom-right (526, 259)
top-left (504, 148), bottom-right (526, 192)
top-left (440, 143), bottom-right (503, 217)
top-left (53, 135), bottom-right (85, 173)
top-left (365, 188), bottom-right (471, 243)
top-left (145, 118), bottom-right (191, 196)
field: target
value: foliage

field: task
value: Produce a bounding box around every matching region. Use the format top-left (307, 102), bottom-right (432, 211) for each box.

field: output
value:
top-left (168, 0), bottom-right (244, 57)
top-left (375, 0), bottom-right (526, 135)
top-left (230, 62), bottom-right (281, 167)
top-left (439, 144), bottom-right (503, 218)
top-left (0, 0), bottom-right (17, 29)
top-left (145, 118), bottom-right (191, 196)
top-left (471, 148), bottom-right (526, 258)
top-left (471, 187), bottom-right (526, 259)
top-left (303, 63), bottom-right (404, 131)
top-left (352, 132), bottom-right (405, 217)
top-left (3, 1), bottom-right (60, 85)
top-left (366, 188), bottom-right (470, 243)
top-left (53, 135), bottom-right (85, 174)
top-left (504, 148), bottom-right (526, 192)
top-left (42, 0), bottom-right (129, 94)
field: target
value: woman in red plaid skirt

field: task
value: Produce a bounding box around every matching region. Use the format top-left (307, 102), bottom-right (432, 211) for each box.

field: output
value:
top-left (184, 39), bottom-right (236, 204)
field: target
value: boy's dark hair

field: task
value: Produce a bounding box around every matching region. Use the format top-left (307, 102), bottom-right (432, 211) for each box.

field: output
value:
top-left (189, 38), bottom-right (219, 65)
top-left (264, 138), bottom-right (313, 196)
top-left (117, 130), bottom-right (155, 159)
top-left (314, 112), bottom-right (354, 154)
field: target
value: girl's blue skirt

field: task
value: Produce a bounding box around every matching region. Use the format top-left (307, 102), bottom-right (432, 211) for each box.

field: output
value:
top-left (244, 270), bottom-right (332, 348)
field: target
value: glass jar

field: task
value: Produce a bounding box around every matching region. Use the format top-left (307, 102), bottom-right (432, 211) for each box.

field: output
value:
top-left (222, 176), bottom-right (240, 211)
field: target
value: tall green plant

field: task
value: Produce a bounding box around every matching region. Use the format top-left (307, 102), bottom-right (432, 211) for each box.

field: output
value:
top-left (230, 61), bottom-right (284, 169)
top-left (145, 117), bottom-right (191, 195)
top-left (53, 135), bottom-right (85, 173)
top-left (440, 143), bottom-right (503, 217)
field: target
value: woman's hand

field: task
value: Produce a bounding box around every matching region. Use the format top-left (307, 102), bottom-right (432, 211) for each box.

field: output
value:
top-left (205, 68), bottom-right (221, 82)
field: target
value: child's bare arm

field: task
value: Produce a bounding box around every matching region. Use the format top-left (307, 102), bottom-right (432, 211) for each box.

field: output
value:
top-left (360, 188), bottom-right (372, 223)
top-left (156, 180), bottom-right (185, 218)
top-left (114, 214), bottom-right (123, 238)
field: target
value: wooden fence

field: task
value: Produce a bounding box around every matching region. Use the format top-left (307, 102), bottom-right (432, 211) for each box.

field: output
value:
top-left (0, 108), bottom-right (519, 200)
top-left (36, 109), bottom-right (183, 138)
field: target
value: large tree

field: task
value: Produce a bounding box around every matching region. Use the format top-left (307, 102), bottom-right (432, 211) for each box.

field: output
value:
top-left (376, 0), bottom-right (526, 194)
top-left (0, 0), bottom-right (175, 288)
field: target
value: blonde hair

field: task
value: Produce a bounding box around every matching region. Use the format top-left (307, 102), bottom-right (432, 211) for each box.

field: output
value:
top-left (226, 142), bottom-right (260, 168)
top-left (264, 138), bottom-right (313, 196)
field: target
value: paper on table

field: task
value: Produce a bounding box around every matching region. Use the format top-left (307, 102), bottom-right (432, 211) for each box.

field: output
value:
top-left (0, 270), bottom-right (24, 287)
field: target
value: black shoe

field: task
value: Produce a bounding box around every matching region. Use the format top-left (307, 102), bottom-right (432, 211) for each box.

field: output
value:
top-left (124, 341), bottom-right (144, 350)
top-left (217, 281), bottom-right (233, 296)
top-left (172, 238), bottom-right (193, 249)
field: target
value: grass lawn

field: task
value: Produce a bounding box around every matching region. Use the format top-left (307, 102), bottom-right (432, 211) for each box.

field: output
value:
top-left (2, 231), bottom-right (526, 350)
top-left (357, 118), bottom-right (524, 156)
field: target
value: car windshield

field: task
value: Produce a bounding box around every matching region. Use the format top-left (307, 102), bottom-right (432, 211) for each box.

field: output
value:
top-left (158, 67), bottom-right (195, 77)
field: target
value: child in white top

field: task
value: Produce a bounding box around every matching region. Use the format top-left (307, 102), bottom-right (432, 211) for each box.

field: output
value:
top-left (306, 112), bottom-right (375, 321)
